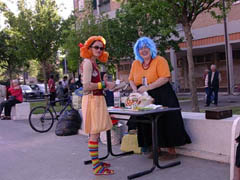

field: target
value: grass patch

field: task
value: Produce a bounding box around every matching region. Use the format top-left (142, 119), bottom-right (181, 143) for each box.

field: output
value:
top-left (178, 97), bottom-right (191, 101)
top-left (30, 101), bottom-right (71, 114)
top-left (200, 106), bottom-right (240, 115)
top-left (231, 107), bottom-right (240, 115)
top-left (30, 101), bottom-right (46, 109)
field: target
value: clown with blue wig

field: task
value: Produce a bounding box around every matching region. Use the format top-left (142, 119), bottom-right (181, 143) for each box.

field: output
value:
top-left (128, 37), bottom-right (191, 160)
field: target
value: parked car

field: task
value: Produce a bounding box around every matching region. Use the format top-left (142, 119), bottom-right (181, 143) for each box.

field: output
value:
top-left (29, 84), bottom-right (48, 98)
top-left (20, 85), bottom-right (37, 99)
top-left (37, 84), bottom-right (48, 94)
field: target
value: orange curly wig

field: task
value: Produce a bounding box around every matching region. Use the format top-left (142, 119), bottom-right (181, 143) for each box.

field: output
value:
top-left (79, 36), bottom-right (109, 63)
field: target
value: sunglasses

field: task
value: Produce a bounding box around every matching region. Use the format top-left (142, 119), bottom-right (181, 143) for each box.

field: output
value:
top-left (91, 46), bottom-right (104, 51)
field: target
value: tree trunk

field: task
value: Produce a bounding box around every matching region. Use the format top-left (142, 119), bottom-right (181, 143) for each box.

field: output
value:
top-left (23, 71), bottom-right (26, 85)
top-left (42, 61), bottom-right (48, 103)
top-left (8, 64), bottom-right (13, 82)
top-left (72, 72), bottom-right (75, 79)
top-left (183, 23), bottom-right (199, 112)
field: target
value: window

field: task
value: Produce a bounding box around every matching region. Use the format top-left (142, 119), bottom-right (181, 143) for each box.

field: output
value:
top-left (194, 56), bottom-right (204, 64)
top-left (205, 54), bottom-right (213, 63)
top-left (233, 50), bottom-right (240, 59)
top-left (92, 0), bottom-right (97, 9)
top-left (118, 64), bottom-right (130, 71)
top-left (177, 58), bottom-right (184, 67)
top-left (78, 0), bottom-right (84, 11)
top-left (118, 65), bottom-right (123, 71)
top-left (99, 0), bottom-right (110, 5)
top-left (194, 54), bottom-right (213, 64)
top-left (123, 64), bottom-right (130, 71)
top-left (92, 0), bottom-right (110, 9)
top-left (217, 52), bottom-right (226, 61)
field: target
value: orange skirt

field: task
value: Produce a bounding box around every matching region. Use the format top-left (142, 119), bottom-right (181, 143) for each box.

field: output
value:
top-left (82, 94), bottom-right (112, 134)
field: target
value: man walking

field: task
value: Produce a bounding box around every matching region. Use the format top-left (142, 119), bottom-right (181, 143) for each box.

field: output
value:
top-left (205, 64), bottom-right (221, 107)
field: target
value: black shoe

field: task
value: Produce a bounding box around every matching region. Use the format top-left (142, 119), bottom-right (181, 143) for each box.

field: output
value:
top-left (204, 104), bottom-right (209, 107)
top-left (1, 116), bottom-right (11, 120)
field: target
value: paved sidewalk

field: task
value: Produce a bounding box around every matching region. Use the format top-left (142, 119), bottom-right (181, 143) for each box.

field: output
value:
top-left (178, 93), bottom-right (240, 112)
top-left (0, 119), bottom-right (229, 180)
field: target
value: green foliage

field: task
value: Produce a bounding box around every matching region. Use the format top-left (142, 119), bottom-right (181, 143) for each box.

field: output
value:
top-left (63, 0), bottom-right (181, 76)
top-left (37, 56), bottom-right (60, 82)
top-left (0, 30), bottom-right (25, 79)
top-left (0, 0), bottom-right (65, 86)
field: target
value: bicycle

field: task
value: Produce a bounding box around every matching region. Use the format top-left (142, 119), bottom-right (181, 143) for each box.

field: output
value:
top-left (28, 94), bottom-right (74, 133)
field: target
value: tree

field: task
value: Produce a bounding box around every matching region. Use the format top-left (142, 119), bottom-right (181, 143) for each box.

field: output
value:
top-left (109, 1), bottom-right (181, 67)
top-left (63, 0), bottom-right (180, 78)
top-left (0, 30), bottom-right (25, 80)
top-left (0, 0), bottom-right (65, 93)
top-left (150, 0), bottom-right (234, 112)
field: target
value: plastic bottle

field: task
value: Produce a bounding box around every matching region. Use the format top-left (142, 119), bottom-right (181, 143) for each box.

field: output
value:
top-left (114, 91), bottom-right (121, 108)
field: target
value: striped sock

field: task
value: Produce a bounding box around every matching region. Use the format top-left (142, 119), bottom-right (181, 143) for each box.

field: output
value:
top-left (88, 141), bottom-right (104, 174)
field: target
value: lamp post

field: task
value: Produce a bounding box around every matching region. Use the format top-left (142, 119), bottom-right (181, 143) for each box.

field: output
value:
top-left (223, 0), bottom-right (232, 94)
top-left (96, 0), bottom-right (100, 15)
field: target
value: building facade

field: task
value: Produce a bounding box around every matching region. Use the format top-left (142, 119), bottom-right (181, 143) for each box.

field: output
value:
top-left (73, 0), bottom-right (120, 17)
top-left (169, 1), bottom-right (240, 92)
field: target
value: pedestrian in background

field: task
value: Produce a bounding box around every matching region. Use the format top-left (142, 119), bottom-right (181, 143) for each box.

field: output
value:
top-left (205, 64), bottom-right (221, 107)
top-left (48, 75), bottom-right (56, 106)
top-left (56, 81), bottom-right (64, 105)
top-left (101, 72), bottom-right (114, 107)
top-left (62, 76), bottom-right (68, 96)
top-left (0, 79), bottom-right (23, 120)
top-left (203, 68), bottom-right (214, 103)
top-left (75, 74), bottom-right (83, 89)
top-left (68, 77), bottom-right (77, 95)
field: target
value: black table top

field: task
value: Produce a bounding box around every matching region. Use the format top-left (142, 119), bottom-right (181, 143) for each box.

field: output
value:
top-left (108, 107), bottom-right (181, 116)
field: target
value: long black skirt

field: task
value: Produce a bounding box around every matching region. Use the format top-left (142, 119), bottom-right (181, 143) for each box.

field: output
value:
top-left (128, 82), bottom-right (191, 148)
top-left (235, 135), bottom-right (240, 167)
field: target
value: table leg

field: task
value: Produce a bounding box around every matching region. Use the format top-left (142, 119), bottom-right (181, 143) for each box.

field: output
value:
top-left (127, 117), bottom-right (159, 179)
top-left (127, 115), bottom-right (181, 179)
top-left (106, 130), bottom-right (134, 157)
top-left (127, 166), bottom-right (155, 180)
top-left (84, 130), bottom-right (134, 165)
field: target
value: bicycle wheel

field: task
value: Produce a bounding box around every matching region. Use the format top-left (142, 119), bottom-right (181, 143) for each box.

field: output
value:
top-left (29, 106), bottom-right (54, 133)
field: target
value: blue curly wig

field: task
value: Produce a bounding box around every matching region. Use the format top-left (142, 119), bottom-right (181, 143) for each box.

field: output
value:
top-left (133, 37), bottom-right (157, 63)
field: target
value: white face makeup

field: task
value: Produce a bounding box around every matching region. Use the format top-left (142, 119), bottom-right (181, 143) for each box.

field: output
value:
top-left (91, 41), bottom-right (104, 58)
top-left (139, 46), bottom-right (151, 60)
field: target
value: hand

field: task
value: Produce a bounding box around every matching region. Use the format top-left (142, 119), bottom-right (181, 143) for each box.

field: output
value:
top-left (137, 86), bottom-right (148, 94)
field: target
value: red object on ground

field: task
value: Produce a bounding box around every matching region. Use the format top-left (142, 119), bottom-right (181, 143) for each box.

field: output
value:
top-left (111, 119), bottom-right (118, 125)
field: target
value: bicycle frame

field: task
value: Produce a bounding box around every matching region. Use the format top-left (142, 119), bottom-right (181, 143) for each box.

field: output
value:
top-left (47, 97), bottom-right (73, 120)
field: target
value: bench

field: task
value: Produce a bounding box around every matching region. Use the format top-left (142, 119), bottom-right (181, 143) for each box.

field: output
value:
top-left (11, 102), bottom-right (30, 120)
top-left (0, 85), bottom-right (6, 103)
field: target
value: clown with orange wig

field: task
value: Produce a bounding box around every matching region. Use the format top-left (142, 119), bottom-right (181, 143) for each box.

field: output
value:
top-left (79, 36), bottom-right (115, 175)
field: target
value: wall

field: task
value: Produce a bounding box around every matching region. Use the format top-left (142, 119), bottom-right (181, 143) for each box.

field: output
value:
top-left (177, 112), bottom-right (240, 163)
top-left (192, 3), bottom-right (240, 30)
